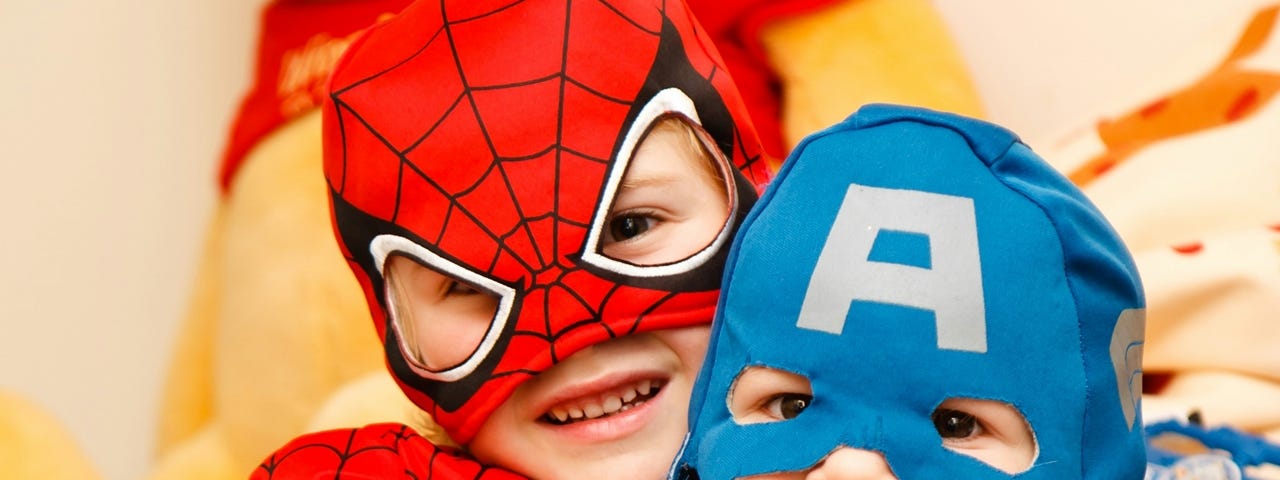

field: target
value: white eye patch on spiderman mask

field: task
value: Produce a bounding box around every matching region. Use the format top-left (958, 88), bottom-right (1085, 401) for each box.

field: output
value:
top-left (674, 105), bottom-right (1147, 479)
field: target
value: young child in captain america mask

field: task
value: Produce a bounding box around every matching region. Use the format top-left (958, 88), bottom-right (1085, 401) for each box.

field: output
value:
top-left (673, 104), bottom-right (1148, 479)
top-left (251, 0), bottom-right (772, 478)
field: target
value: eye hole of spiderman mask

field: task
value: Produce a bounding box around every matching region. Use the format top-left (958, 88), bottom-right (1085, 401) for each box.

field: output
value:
top-left (587, 111), bottom-right (738, 272)
top-left (377, 112), bottom-right (737, 375)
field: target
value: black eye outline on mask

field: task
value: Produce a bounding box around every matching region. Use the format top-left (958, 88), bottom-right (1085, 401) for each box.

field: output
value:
top-left (371, 234), bottom-right (517, 382)
top-left (579, 87), bottom-right (738, 279)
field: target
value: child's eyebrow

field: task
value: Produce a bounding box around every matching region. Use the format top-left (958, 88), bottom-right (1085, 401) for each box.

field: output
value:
top-left (619, 173), bottom-right (683, 190)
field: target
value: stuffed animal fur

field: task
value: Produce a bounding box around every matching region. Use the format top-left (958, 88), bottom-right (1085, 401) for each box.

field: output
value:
top-left (0, 391), bottom-right (102, 480)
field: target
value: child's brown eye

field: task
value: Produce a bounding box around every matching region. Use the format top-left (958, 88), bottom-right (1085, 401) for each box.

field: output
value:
top-left (767, 393), bottom-right (812, 420)
top-left (932, 408), bottom-right (978, 438)
top-left (607, 214), bottom-right (654, 241)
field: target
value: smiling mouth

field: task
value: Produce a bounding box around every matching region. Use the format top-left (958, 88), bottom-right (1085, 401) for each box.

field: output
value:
top-left (542, 379), bottom-right (665, 425)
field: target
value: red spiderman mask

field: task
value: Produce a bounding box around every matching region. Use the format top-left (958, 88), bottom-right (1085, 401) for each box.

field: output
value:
top-left (323, 0), bottom-right (772, 443)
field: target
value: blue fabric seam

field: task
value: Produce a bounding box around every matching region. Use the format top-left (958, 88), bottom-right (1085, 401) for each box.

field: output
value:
top-left (985, 142), bottom-right (1092, 480)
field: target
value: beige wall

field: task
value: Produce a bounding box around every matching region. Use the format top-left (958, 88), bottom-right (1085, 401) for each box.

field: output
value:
top-left (0, 1), bottom-right (1273, 480)
top-left (933, 0), bottom-right (1277, 145)
top-left (0, 1), bottom-right (259, 479)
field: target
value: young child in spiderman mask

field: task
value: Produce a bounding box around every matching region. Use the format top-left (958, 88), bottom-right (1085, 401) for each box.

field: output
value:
top-left (251, 0), bottom-right (771, 479)
top-left (672, 104), bottom-right (1149, 479)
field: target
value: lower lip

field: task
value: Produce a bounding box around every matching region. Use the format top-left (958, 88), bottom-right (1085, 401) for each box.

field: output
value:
top-left (539, 387), bottom-right (665, 443)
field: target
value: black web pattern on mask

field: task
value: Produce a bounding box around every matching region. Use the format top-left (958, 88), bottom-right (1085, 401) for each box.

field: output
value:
top-left (329, 0), bottom-right (764, 369)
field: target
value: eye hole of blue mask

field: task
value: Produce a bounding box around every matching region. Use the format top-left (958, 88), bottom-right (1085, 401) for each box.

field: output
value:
top-left (932, 397), bottom-right (1038, 474)
top-left (725, 367), bottom-right (1039, 476)
top-left (729, 366), bottom-right (814, 425)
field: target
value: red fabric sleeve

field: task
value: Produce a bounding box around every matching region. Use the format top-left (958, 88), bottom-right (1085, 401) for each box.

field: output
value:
top-left (250, 423), bottom-right (526, 480)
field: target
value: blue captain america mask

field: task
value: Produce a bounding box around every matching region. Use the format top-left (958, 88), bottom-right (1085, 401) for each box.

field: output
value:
top-left (673, 105), bottom-right (1147, 479)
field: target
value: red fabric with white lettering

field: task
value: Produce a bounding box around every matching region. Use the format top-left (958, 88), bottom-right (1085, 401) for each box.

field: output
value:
top-left (217, 0), bottom-right (411, 191)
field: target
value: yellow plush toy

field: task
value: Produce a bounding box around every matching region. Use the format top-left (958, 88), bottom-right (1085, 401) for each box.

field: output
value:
top-left (759, 0), bottom-right (985, 146)
top-left (145, 0), bottom-right (983, 478)
top-left (685, 0), bottom-right (982, 160)
top-left (147, 2), bottom-right (421, 479)
top-left (0, 391), bottom-right (102, 480)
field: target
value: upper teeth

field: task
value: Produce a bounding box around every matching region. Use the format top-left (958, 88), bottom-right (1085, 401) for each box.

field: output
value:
top-left (545, 379), bottom-right (662, 424)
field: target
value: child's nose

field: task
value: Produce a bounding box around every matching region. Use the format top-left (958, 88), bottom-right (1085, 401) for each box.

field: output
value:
top-left (804, 447), bottom-right (897, 480)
